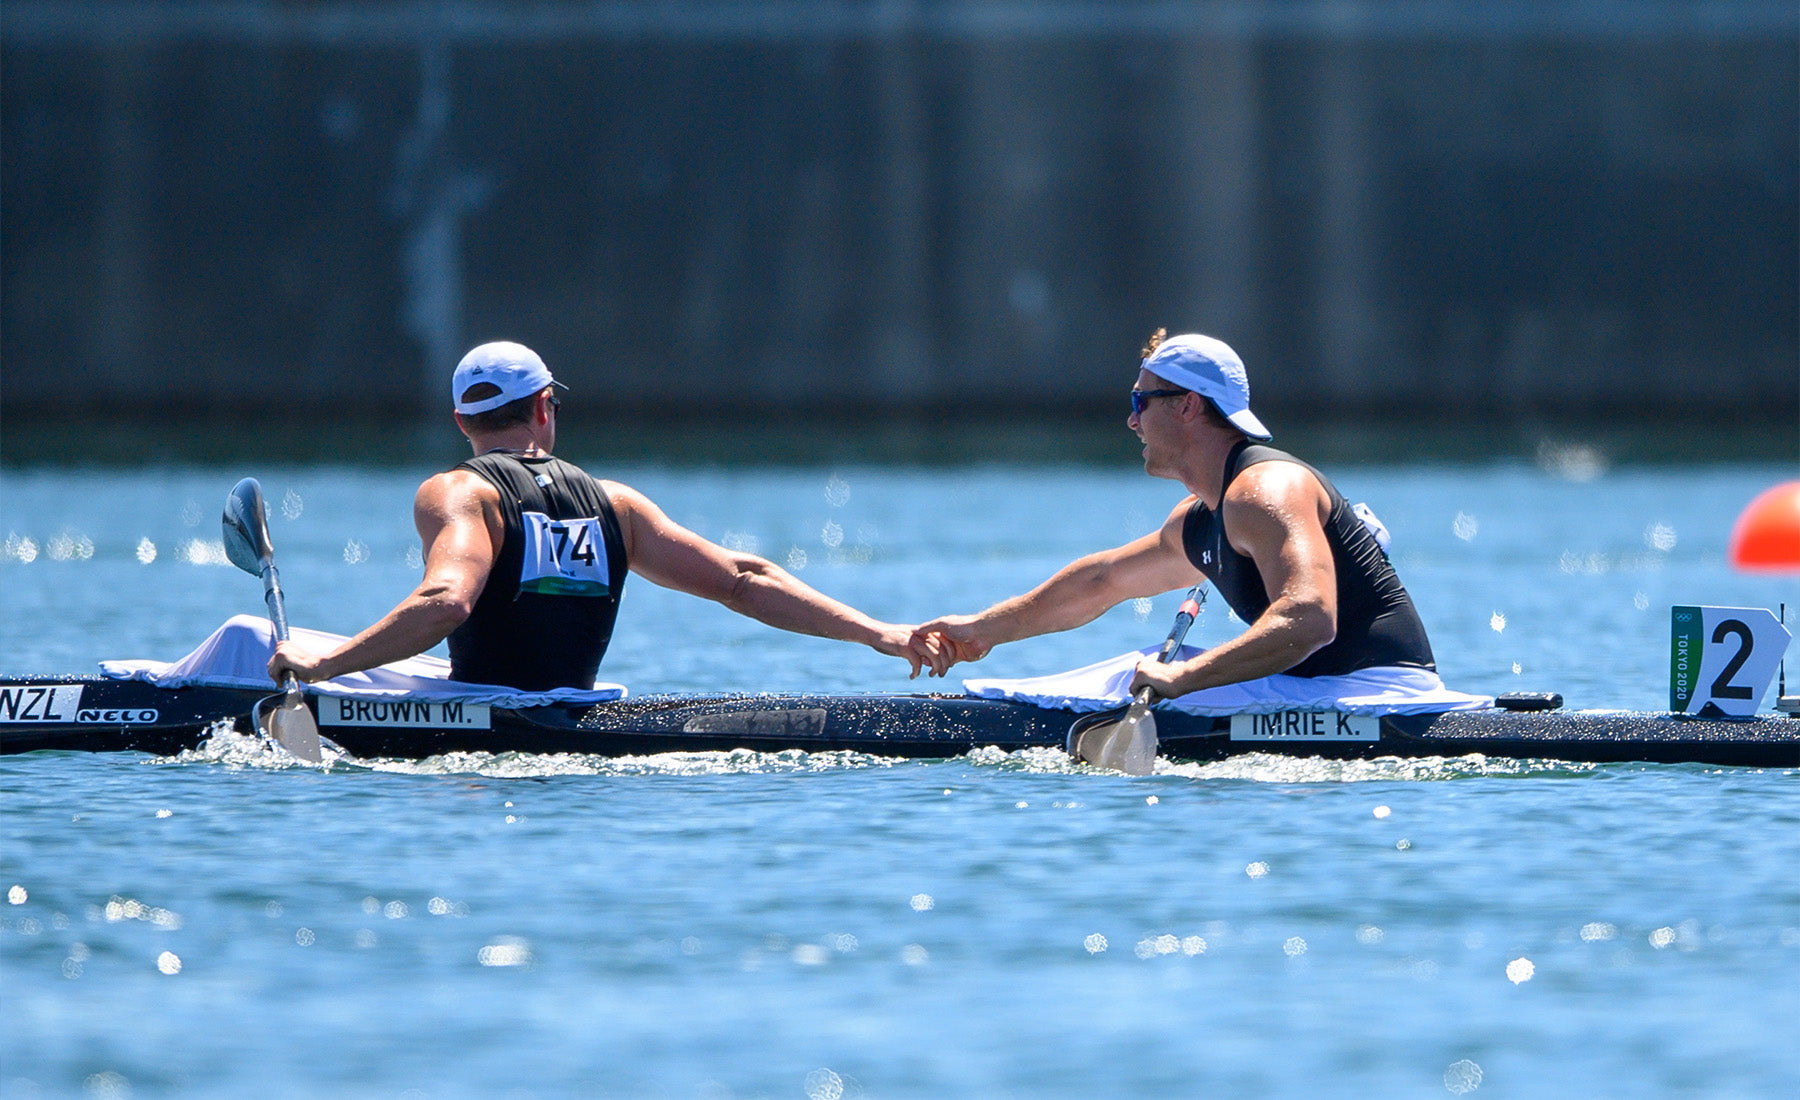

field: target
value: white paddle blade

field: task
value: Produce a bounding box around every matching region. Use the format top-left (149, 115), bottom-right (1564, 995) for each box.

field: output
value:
top-left (262, 687), bottom-right (323, 763)
top-left (1074, 705), bottom-right (1159, 775)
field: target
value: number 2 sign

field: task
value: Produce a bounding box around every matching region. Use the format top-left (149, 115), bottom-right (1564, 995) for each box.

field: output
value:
top-left (1670, 606), bottom-right (1792, 716)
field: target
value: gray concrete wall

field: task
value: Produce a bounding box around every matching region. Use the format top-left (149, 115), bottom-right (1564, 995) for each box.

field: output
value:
top-left (3, 2), bottom-right (1795, 424)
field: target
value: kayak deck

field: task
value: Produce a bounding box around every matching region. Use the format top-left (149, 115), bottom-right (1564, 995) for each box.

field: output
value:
top-left (3, 677), bottom-right (1798, 767)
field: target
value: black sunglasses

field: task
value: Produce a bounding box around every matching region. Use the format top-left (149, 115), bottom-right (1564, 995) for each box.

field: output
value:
top-left (1130, 388), bottom-right (1187, 417)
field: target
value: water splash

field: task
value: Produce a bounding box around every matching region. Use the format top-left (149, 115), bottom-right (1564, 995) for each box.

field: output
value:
top-left (157, 730), bottom-right (1606, 783)
top-left (357, 747), bottom-right (904, 778)
top-left (163, 720), bottom-right (343, 769)
top-left (1159, 752), bottom-right (1594, 783)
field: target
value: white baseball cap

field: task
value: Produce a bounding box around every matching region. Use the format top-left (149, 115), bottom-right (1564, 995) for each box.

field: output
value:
top-left (1141, 333), bottom-right (1272, 441)
top-left (451, 341), bottom-right (564, 414)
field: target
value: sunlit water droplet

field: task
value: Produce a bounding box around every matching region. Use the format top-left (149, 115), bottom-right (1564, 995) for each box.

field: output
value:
top-left (804, 1067), bottom-right (844, 1100)
top-left (1537, 440), bottom-right (1607, 481)
top-left (48, 532), bottom-right (95, 561)
top-left (477, 937), bottom-right (532, 967)
top-left (4, 534), bottom-right (38, 563)
top-left (182, 539), bottom-right (230, 566)
top-left (1444, 1058), bottom-right (1484, 1094)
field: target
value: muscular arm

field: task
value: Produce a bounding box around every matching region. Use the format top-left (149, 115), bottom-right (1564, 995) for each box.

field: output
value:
top-left (914, 501), bottom-right (1205, 664)
top-left (1132, 462), bottom-right (1338, 698)
top-left (267, 471), bottom-right (500, 683)
top-left (607, 483), bottom-right (935, 676)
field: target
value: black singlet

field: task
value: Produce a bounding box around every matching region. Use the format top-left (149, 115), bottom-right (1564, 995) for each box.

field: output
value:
top-left (446, 452), bottom-right (630, 691)
top-left (1181, 441), bottom-right (1435, 677)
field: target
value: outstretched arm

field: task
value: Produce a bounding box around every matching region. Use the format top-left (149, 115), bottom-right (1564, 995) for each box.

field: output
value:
top-left (267, 470), bottom-right (500, 683)
top-left (912, 500), bottom-right (1205, 667)
top-left (608, 482), bottom-right (944, 677)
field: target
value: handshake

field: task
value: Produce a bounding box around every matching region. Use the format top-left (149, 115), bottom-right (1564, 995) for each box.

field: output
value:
top-left (871, 614), bottom-right (995, 681)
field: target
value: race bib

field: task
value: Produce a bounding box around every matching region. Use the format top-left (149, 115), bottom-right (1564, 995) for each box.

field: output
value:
top-left (519, 512), bottom-right (611, 597)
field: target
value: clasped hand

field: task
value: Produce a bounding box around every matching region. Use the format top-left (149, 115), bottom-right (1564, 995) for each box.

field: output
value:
top-left (1128, 656), bottom-right (1187, 700)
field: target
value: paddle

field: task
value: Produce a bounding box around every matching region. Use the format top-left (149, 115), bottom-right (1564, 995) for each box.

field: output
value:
top-left (1066, 585), bottom-right (1206, 775)
top-left (222, 477), bottom-right (324, 763)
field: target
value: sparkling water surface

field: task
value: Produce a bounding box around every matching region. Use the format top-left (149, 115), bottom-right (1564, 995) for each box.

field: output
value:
top-left (3, 456), bottom-right (1796, 1098)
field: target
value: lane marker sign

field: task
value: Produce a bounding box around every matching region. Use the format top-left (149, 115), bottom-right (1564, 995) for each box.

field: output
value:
top-left (1670, 606), bottom-right (1792, 716)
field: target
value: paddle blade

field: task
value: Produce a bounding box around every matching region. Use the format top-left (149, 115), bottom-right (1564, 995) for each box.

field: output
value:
top-left (222, 478), bottom-right (273, 576)
top-left (257, 683), bottom-right (323, 763)
top-left (1072, 703), bottom-right (1159, 775)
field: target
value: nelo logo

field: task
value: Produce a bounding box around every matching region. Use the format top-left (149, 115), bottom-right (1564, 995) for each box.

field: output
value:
top-left (78, 709), bottom-right (160, 724)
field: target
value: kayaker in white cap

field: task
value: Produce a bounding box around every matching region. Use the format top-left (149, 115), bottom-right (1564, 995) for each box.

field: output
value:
top-left (911, 328), bottom-right (1435, 699)
top-left (269, 340), bottom-right (946, 691)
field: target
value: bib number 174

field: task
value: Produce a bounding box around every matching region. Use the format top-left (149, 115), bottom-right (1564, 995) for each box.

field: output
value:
top-left (520, 512), bottom-right (610, 597)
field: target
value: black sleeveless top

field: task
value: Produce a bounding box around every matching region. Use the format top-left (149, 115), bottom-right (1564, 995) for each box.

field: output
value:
top-left (1181, 442), bottom-right (1434, 677)
top-left (447, 452), bottom-right (629, 691)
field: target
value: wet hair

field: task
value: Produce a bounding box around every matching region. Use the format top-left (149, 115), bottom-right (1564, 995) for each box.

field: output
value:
top-left (458, 387), bottom-right (542, 434)
top-left (1139, 327), bottom-right (1167, 360)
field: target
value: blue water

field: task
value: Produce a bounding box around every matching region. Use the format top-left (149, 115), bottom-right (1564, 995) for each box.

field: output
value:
top-left (3, 456), bottom-right (1797, 1098)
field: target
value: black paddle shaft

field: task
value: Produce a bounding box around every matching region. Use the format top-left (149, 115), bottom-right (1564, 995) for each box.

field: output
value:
top-left (1153, 585), bottom-right (1207, 666)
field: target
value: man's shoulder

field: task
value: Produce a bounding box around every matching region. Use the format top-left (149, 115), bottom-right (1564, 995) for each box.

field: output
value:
top-left (418, 467), bottom-right (502, 510)
top-left (1222, 456), bottom-right (1332, 526)
top-left (1227, 455), bottom-right (1319, 495)
top-left (593, 477), bottom-right (646, 512)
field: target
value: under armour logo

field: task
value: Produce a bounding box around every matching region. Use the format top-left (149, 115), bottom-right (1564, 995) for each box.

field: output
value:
top-left (1202, 551), bottom-right (1213, 565)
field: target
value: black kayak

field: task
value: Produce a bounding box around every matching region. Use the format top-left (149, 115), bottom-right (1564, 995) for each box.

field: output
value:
top-left (2, 675), bottom-right (1796, 767)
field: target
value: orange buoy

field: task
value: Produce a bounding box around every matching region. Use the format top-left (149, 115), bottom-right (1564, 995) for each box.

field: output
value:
top-left (1728, 481), bottom-right (1800, 572)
